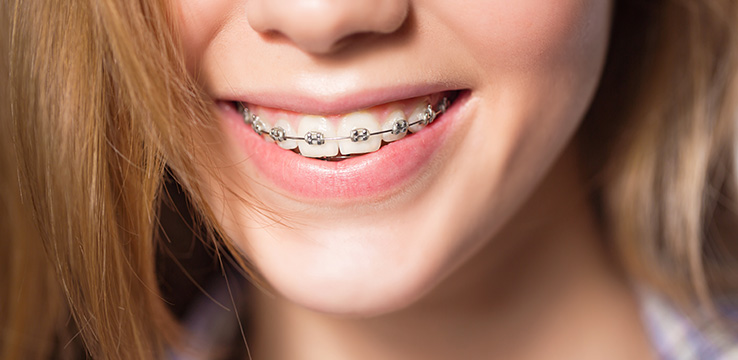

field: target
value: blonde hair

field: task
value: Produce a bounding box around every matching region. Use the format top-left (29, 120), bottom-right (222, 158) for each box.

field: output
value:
top-left (2, 0), bottom-right (226, 358)
top-left (582, 0), bottom-right (738, 312)
top-left (1, 0), bottom-right (737, 359)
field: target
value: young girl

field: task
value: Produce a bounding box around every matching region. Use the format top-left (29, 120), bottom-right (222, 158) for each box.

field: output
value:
top-left (2, 0), bottom-right (738, 359)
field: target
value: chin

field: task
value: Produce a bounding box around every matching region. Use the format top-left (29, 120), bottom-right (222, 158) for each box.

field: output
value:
top-left (240, 226), bottom-right (450, 317)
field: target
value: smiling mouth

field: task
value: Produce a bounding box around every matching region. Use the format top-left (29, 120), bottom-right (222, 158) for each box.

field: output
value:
top-left (230, 90), bottom-right (460, 161)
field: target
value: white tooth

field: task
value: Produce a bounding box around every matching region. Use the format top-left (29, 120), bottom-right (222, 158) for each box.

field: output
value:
top-left (297, 115), bottom-right (338, 158)
top-left (274, 119), bottom-right (297, 150)
top-left (408, 103), bottom-right (429, 133)
top-left (337, 112), bottom-right (381, 155)
top-left (257, 114), bottom-right (274, 142)
top-left (381, 109), bottom-right (407, 143)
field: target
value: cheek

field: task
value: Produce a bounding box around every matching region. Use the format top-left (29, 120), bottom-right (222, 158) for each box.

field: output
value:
top-left (435, 0), bottom-right (610, 72)
top-left (175, 0), bottom-right (236, 71)
top-left (434, 0), bottom-right (612, 237)
top-left (440, 0), bottom-right (611, 153)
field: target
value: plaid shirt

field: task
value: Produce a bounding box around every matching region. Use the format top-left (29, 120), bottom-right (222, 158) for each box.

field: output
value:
top-left (170, 285), bottom-right (738, 360)
top-left (640, 288), bottom-right (738, 360)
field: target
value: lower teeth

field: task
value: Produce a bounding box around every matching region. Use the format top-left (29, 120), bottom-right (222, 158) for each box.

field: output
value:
top-left (292, 144), bottom-right (387, 161)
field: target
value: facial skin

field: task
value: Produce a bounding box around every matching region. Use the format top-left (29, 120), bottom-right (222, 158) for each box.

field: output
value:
top-left (177, 0), bottom-right (612, 318)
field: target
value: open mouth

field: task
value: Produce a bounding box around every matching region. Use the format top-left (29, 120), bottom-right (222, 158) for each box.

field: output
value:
top-left (227, 90), bottom-right (461, 161)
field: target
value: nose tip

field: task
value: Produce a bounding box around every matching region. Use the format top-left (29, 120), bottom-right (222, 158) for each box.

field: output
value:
top-left (246, 0), bottom-right (409, 54)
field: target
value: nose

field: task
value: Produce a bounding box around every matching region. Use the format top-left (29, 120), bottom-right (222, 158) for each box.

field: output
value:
top-left (246, 0), bottom-right (409, 54)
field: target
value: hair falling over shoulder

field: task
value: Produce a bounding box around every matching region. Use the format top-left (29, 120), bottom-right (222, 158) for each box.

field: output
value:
top-left (1, 0), bottom-right (231, 358)
top-left (1, 0), bottom-right (738, 359)
top-left (583, 0), bottom-right (738, 314)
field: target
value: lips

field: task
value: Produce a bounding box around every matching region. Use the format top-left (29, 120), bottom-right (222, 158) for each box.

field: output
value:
top-left (219, 90), bottom-right (469, 200)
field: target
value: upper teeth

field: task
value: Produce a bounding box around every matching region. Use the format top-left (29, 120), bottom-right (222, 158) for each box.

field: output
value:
top-left (240, 97), bottom-right (449, 159)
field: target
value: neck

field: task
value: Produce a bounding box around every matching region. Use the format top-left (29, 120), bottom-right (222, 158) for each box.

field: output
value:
top-left (250, 144), bottom-right (655, 360)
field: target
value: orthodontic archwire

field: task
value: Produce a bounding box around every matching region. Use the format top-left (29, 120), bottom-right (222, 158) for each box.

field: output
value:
top-left (237, 97), bottom-right (451, 146)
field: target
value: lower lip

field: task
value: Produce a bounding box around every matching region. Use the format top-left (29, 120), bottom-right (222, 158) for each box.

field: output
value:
top-left (221, 92), bottom-right (469, 200)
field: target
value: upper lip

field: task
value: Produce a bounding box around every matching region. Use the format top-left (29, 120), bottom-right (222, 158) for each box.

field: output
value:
top-left (221, 84), bottom-right (461, 116)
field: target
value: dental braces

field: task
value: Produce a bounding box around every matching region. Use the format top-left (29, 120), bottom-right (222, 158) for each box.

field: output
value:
top-left (238, 97), bottom-right (451, 145)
